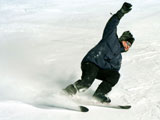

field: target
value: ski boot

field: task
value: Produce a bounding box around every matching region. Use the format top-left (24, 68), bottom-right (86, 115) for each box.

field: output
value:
top-left (63, 80), bottom-right (88, 96)
top-left (63, 84), bottom-right (77, 96)
top-left (93, 93), bottom-right (111, 103)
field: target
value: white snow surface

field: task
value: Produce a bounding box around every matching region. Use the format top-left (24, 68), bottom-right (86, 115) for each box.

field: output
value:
top-left (0, 0), bottom-right (160, 120)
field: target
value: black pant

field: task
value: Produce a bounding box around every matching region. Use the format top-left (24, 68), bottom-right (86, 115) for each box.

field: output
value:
top-left (75, 62), bottom-right (120, 95)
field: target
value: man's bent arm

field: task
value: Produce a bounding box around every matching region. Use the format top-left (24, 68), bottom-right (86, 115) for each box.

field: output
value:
top-left (102, 14), bottom-right (120, 39)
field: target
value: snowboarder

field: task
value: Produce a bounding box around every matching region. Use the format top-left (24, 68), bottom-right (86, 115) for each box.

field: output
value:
top-left (63, 2), bottom-right (135, 103)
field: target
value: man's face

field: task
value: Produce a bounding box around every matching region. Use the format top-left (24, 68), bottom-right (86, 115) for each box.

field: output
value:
top-left (121, 41), bottom-right (131, 51)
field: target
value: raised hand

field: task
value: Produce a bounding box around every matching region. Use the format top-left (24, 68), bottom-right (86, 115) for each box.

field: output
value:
top-left (120, 2), bottom-right (132, 14)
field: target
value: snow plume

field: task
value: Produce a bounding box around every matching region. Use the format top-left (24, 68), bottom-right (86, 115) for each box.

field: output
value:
top-left (0, 0), bottom-right (81, 105)
top-left (0, 24), bottom-right (78, 108)
top-left (0, 36), bottom-right (77, 104)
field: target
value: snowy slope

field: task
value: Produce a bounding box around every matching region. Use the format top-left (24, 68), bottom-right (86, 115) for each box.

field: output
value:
top-left (0, 0), bottom-right (160, 120)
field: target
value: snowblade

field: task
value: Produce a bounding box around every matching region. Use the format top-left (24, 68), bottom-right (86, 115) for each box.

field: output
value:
top-left (70, 96), bottom-right (131, 110)
top-left (60, 105), bottom-right (89, 112)
top-left (84, 102), bottom-right (131, 110)
top-left (79, 106), bottom-right (89, 112)
top-left (119, 105), bottom-right (131, 109)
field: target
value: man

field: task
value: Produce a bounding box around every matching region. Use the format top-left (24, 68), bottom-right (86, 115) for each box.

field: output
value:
top-left (64, 2), bottom-right (135, 103)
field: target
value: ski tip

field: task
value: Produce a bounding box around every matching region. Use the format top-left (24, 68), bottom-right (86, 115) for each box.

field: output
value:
top-left (79, 106), bottom-right (89, 112)
top-left (119, 105), bottom-right (131, 109)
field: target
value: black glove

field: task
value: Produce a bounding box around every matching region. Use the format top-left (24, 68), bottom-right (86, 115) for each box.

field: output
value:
top-left (120, 2), bottom-right (132, 14)
top-left (119, 31), bottom-right (135, 45)
top-left (116, 2), bottom-right (132, 19)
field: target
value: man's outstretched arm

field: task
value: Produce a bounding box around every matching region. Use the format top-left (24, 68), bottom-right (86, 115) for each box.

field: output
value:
top-left (102, 2), bottom-right (132, 38)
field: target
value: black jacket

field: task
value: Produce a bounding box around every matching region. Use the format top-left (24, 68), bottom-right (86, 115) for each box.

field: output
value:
top-left (82, 14), bottom-right (125, 71)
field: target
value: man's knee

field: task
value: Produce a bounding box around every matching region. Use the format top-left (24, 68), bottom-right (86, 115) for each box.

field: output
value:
top-left (81, 74), bottom-right (96, 87)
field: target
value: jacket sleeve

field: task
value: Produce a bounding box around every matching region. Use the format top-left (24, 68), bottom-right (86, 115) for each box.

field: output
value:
top-left (102, 14), bottom-right (120, 39)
